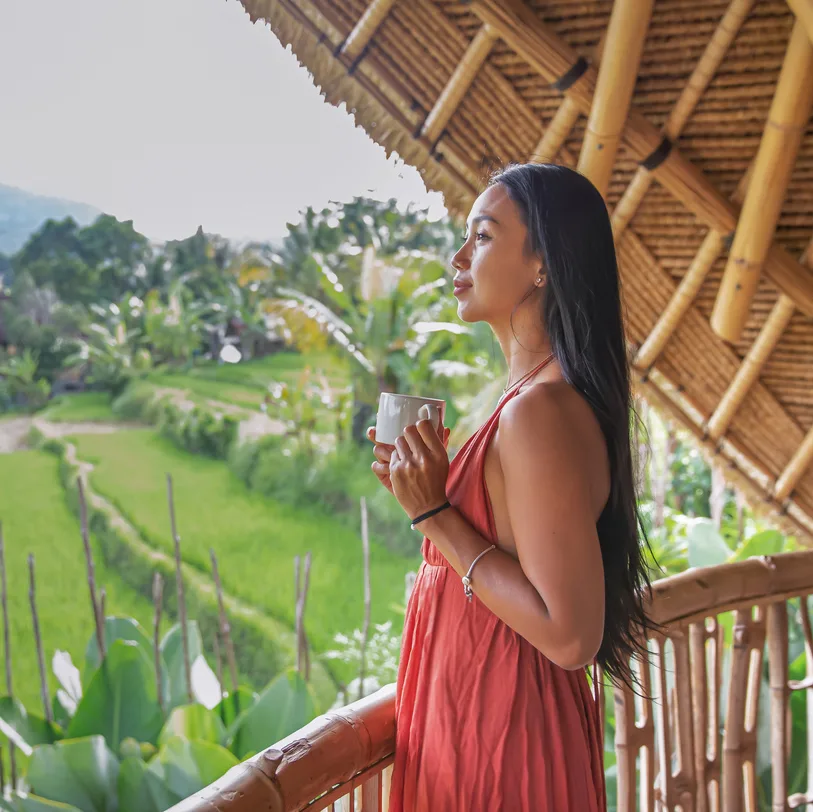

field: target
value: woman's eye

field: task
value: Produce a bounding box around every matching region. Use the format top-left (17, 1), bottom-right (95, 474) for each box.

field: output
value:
top-left (475, 231), bottom-right (490, 242)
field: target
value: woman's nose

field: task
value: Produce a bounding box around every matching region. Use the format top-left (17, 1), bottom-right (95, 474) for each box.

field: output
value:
top-left (451, 246), bottom-right (469, 272)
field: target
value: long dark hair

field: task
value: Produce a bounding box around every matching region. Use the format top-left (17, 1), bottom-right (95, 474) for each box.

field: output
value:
top-left (491, 162), bottom-right (655, 691)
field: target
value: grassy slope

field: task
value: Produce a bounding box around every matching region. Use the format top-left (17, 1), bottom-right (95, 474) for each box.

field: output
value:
top-left (72, 431), bottom-right (418, 656)
top-left (39, 392), bottom-right (118, 423)
top-left (0, 451), bottom-right (160, 713)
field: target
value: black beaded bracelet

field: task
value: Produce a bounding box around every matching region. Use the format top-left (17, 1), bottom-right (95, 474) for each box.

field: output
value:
top-left (410, 501), bottom-right (451, 530)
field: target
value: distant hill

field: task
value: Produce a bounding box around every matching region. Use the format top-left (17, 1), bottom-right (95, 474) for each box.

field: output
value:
top-left (0, 184), bottom-right (102, 256)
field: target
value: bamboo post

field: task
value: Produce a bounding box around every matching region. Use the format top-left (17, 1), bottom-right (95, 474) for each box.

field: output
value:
top-left (0, 524), bottom-right (16, 788)
top-left (576, 0), bottom-right (653, 198)
top-left (209, 549), bottom-right (239, 696)
top-left (634, 164), bottom-right (753, 371)
top-left (612, 0), bottom-right (756, 236)
top-left (469, 0), bottom-right (813, 317)
top-left (787, 0), bottom-right (813, 46)
top-left (711, 20), bottom-right (813, 343)
top-left (358, 498), bottom-right (372, 701)
top-left (767, 601), bottom-right (789, 812)
top-left (213, 630), bottom-right (224, 703)
top-left (420, 24), bottom-right (497, 147)
top-left (27, 555), bottom-right (52, 724)
top-left (166, 474), bottom-right (193, 704)
top-left (339, 0), bottom-right (399, 62)
top-left (705, 295), bottom-right (796, 441)
top-left (152, 573), bottom-right (164, 716)
top-left (77, 478), bottom-right (105, 660)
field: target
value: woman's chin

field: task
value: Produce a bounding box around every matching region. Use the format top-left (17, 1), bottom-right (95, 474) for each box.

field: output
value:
top-left (456, 300), bottom-right (480, 324)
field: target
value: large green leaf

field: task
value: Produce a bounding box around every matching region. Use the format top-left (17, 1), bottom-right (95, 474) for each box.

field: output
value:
top-left (84, 617), bottom-right (154, 690)
top-left (147, 736), bottom-right (238, 804)
top-left (13, 796), bottom-right (83, 812)
top-left (159, 705), bottom-right (226, 746)
top-left (0, 697), bottom-right (62, 755)
top-left (686, 519), bottom-right (732, 569)
top-left (68, 640), bottom-right (163, 751)
top-left (52, 651), bottom-right (82, 718)
top-left (27, 735), bottom-right (119, 812)
top-left (159, 622), bottom-right (220, 711)
top-left (227, 670), bottom-right (316, 759)
top-left (733, 529), bottom-right (786, 562)
top-left (117, 757), bottom-right (175, 812)
top-left (214, 688), bottom-right (257, 729)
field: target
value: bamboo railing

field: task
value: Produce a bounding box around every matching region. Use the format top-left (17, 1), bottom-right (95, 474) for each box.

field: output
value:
top-left (172, 550), bottom-right (813, 812)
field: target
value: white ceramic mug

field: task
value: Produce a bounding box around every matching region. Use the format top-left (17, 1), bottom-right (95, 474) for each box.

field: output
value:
top-left (375, 393), bottom-right (446, 446)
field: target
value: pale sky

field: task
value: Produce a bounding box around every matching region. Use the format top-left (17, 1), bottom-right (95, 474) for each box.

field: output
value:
top-left (0, 0), bottom-right (446, 242)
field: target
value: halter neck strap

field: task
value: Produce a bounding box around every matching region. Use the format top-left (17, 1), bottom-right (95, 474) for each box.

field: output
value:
top-left (502, 353), bottom-right (556, 399)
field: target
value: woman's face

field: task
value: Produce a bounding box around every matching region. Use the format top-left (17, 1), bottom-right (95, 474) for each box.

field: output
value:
top-left (450, 183), bottom-right (543, 326)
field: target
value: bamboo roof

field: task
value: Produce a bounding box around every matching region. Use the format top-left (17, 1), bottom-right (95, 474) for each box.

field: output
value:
top-left (236, 0), bottom-right (813, 543)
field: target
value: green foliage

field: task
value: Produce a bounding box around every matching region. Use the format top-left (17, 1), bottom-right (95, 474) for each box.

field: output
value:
top-left (0, 349), bottom-right (51, 411)
top-left (41, 393), bottom-right (118, 424)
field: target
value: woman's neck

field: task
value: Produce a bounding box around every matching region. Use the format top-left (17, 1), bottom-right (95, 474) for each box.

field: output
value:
top-left (492, 321), bottom-right (556, 386)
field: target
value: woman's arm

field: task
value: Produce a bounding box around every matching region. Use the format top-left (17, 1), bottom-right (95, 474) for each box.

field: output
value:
top-left (395, 387), bottom-right (605, 670)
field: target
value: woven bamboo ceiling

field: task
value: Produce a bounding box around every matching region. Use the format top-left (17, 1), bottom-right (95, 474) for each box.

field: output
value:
top-left (236, 0), bottom-right (813, 542)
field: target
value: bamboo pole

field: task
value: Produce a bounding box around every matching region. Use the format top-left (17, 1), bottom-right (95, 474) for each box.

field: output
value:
top-left (711, 21), bottom-right (813, 343)
top-left (767, 601), bottom-right (789, 812)
top-left (77, 478), bottom-right (105, 661)
top-left (577, 0), bottom-right (653, 198)
top-left (209, 549), bottom-right (239, 696)
top-left (469, 0), bottom-right (813, 318)
top-left (213, 630), bottom-right (224, 703)
top-left (530, 98), bottom-right (580, 164)
top-left (27, 555), bottom-right (52, 724)
top-left (612, 0), bottom-right (755, 237)
top-left (294, 553), bottom-right (312, 681)
top-left (705, 295), bottom-right (796, 442)
top-left (787, 0), bottom-right (813, 47)
top-left (634, 164), bottom-right (753, 371)
top-left (421, 25), bottom-right (497, 146)
top-left (152, 573), bottom-right (164, 716)
top-left (340, 0), bottom-right (400, 63)
top-left (166, 474), bottom-right (193, 704)
top-left (774, 426), bottom-right (813, 504)
top-left (0, 524), bottom-right (16, 788)
top-left (358, 498), bottom-right (371, 701)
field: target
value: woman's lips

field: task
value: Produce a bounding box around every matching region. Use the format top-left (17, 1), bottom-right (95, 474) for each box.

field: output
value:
top-left (453, 282), bottom-right (472, 297)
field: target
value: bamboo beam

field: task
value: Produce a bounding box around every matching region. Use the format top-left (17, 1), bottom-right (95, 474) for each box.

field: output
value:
top-left (420, 24), bottom-right (497, 146)
top-left (711, 21), bottom-right (813, 343)
top-left (775, 427), bottom-right (813, 503)
top-left (611, 0), bottom-right (756, 236)
top-left (705, 295), bottom-right (796, 442)
top-left (577, 0), bottom-right (653, 198)
top-left (634, 165), bottom-right (753, 370)
top-left (767, 601), bottom-right (790, 812)
top-left (787, 0), bottom-right (813, 46)
top-left (339, 0), bottom-right (399, 63)
top-left (469, 0), bottom-right (813, 318)
top-left (530, 97), bottom-right (580, 164)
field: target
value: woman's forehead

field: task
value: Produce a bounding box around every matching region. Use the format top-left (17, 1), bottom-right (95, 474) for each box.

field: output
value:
top-left (468, 184), bottom-right (517, 226)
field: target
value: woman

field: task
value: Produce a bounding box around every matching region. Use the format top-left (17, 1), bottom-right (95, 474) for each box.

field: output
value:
top-left (368, 163), bottom-right (653, 811)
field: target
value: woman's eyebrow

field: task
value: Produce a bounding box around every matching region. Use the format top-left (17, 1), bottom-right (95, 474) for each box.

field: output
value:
top-left (467, 214), bottom-right (500, 228)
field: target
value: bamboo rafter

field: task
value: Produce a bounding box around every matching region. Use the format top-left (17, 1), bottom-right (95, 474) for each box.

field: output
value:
top-left (420, 24), bottom-right (497, 147)
top-left (469, 0), bottom-right (813, 319)
top-left (711, 20), bottom-right (813, 344)
top-left (577, 0), bottom-right (653, 198)
top-left (787, 0), bottom-right (813, 46)
top-left (611, 0), bottom-right (756, 238)
top-left (339, 0), bottom-right (399, 63)
top-left (531, 97), bottom-right (581, 164)
top-left (633, 165), bottom-right (753, 371)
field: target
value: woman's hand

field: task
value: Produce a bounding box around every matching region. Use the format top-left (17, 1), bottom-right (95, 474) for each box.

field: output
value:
top-left (389, 419), bottom-right (450, 521)
top-left (367, 423), bottom-right (450, 499)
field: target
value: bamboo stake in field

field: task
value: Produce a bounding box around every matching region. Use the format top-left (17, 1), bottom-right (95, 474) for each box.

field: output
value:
top-left (209, 548), bottom-right (239, 696)
top-left (294, 553), bottom-right (312, 681)
top-left (77, 478), bottom-right (105, 661)
top-left (358, 497), bottom-right (372, 701)
top-left (0, 524), bottom-right (16, 788)
top-left (166, 474), bottom-right (193, 704)
top-left (27, 555), bottom-right (53, 724)
top-left (213, 629), bottom-right (224, 703)
top-left (152, 573), bottom-right (165, 715)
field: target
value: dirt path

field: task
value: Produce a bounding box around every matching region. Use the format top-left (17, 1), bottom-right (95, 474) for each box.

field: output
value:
top-left (0, 417), bottom-right (33, 453)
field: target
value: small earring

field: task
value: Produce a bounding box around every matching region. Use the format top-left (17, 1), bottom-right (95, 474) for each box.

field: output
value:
top-left (535, 276), bottom-right (545, 287)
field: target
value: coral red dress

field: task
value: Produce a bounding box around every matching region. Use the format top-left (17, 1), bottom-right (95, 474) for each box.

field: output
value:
top-left (389, 376), bottom-right (607, 811)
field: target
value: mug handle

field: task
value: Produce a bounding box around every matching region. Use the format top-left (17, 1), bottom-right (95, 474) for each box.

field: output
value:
top-left (418, 403), bottom-right (440, 432)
